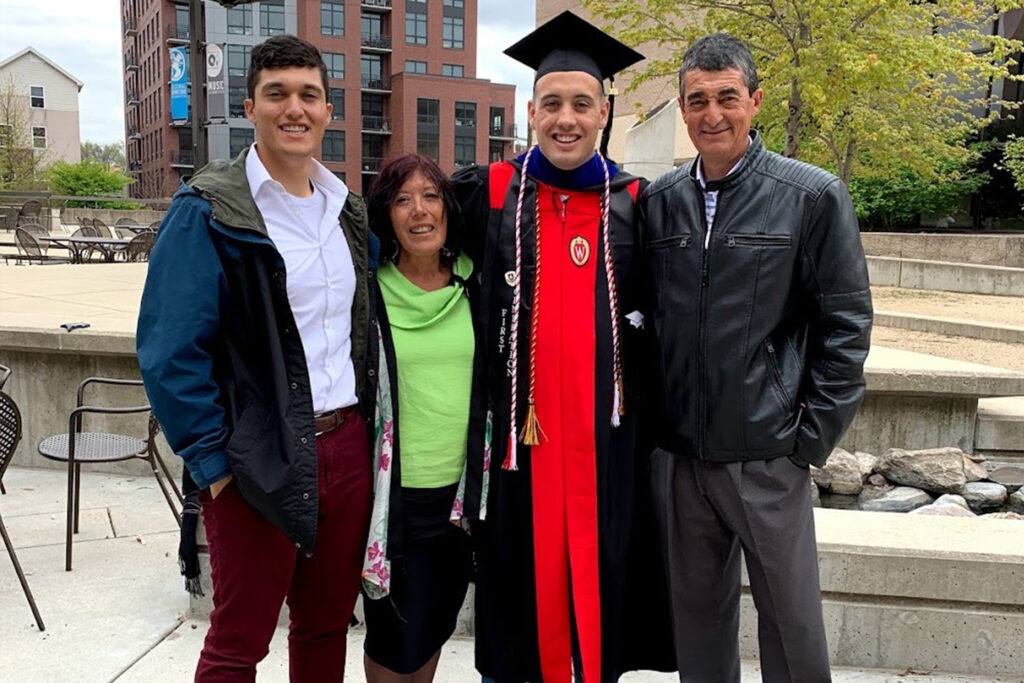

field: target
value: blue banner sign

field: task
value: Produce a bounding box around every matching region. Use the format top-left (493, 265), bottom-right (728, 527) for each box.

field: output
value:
top-left (170, 46), bottom-right (189, 121)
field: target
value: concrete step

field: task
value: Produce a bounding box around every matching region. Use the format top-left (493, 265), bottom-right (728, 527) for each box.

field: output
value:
top-left (868, 256), bottom-right (1024, 296)
top-left (977, 396), bottom-right (1024, 453)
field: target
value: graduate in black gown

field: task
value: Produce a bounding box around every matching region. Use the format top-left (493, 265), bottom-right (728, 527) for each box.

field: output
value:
top-left (452, 12), bottom-right (675, 682)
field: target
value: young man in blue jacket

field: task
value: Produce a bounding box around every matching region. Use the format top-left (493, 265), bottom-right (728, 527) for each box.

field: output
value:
top-left (640, 34), bottom-right (872, 682)
top-left (137, 35), bottom-right (373, 681)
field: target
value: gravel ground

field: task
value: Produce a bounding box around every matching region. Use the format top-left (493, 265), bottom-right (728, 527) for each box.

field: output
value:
top-left (871, 286), bottom-right (1024, 372)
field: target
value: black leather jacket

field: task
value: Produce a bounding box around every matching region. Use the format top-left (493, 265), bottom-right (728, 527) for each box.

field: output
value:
top-left (639, 132), bottom-right (872, 467)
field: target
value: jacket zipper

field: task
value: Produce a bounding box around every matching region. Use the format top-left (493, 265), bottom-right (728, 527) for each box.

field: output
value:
top-left (765, 340), bottom-right (792, 406)
top-left (697, 187), bottom-right (714, 460)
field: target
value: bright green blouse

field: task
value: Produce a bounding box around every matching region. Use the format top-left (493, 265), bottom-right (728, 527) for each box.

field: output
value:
top-left (378, 253), bottom-right (474, 488)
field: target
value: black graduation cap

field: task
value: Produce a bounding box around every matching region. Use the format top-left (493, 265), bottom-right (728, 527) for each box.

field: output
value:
top-left (504, 11), bottom-right (644, 158)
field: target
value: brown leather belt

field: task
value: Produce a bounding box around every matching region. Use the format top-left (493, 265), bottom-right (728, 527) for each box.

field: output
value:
top-left (313, 405), bottom-right (359, 437)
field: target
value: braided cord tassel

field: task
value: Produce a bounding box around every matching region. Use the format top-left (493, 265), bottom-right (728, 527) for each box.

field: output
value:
top-left (598, 152), bottom-right (624, 427)
top-left (504, 145), bottom-right (537, 470)
top-left (519, 188), bottom-right (547, 446)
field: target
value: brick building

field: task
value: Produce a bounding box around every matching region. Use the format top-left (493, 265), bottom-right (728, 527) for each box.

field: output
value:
top-left (120, 0), bottom-right (517, 198)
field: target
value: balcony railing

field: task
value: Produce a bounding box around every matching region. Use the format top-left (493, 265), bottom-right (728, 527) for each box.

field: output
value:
top-left (361, 0), bottom-right (392, 11)
top-left (127, 127), bottom-right (142, 140)
top-left (125, 56), bottom-right (139, 71)
top-left (360, 75), bottom-right (391, 92)
top-left (362, 156), bottom-right (383, 173)
top-left (124, 17), bottom-right (138, 36)
top-left (167, 23), bottom-right (189, 42)
top-left (170, 149), bottom-right (194, 167)
top-left (126, 91), bottom-right (140, 105)
top-left (489, 123), bottom-right (518, 139)
top-left (361, 115), bottom-right (391, 133)
top-left (360, 33), bottom-right (392, 50)
top-left (127, 160), bottom-right (143, 174)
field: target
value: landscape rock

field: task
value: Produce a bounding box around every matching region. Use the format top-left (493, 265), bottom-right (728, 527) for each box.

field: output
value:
top-left (859, 486), bottom-right (933, 513)
top-left (814, 448), bottom-right (863, 495)
top-left (982, 511), bottom-right (1024, 521)
top-left (962, 457), bottom-right (989, 483)
top-left (1004, 490), bottom-right (1024, 514)
top-left (810, 478), bottom-right (820, 507)
top-left (961, 482), bottom-right (1008, 512)
top-left (867, 473), bottom-right (890, 488)
top-left (853, 451), bottom-right (877, 479)
top-left (877, 447), bottom-right (967, 494)
top-left (909, 500), bottom-right (977, 517)
top-left (988, 466), bottom-right (1024, 493)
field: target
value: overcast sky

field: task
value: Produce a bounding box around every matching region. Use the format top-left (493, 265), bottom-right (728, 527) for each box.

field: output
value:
top-left (0, 0), bottom-right (535, 146)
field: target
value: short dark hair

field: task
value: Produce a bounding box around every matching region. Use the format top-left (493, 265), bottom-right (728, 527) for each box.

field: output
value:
top-left (366, 153), bottom-right (463, 265)
top-left (247, 34), bottom-right (329, 100)
top-left (678, 33), bottom-right (758, 99)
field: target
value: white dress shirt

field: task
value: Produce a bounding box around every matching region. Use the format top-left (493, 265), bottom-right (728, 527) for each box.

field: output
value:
top-left (245, 144), bottom-right (358, 412)
top-left (696, 155), bottom-right (745, 249)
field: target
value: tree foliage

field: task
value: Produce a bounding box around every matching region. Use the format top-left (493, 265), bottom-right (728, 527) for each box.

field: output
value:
top-left (46, 160), bottom-right (136, 208)
top-left (583, 0), bottom-right (1024, 183)
top-left (81, 141), bottom-right (126, 168)
top-left (848, 163), bottom-right (985, 230)
top-left (0, 74), bottom-right (49, 190)
top-left (1001, 136), bottom-right (1024, 193)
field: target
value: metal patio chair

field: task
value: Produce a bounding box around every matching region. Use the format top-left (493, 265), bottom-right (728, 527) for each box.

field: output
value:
top-left (0, 384), bottom-right (46, 630)
top-left (16, 199), bottom-right (42, 227)
top-left (122, 230), bottom-right (156, 262)
top-left (7, 228), bottom-right (70, 265)
top-left (37, 377), bottom-right (183, 571)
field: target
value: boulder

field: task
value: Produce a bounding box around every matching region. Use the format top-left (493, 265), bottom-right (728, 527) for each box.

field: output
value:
top-left (963, 457), bottom-right (989, 483)
top-left (877, 447), bottom-right (967, 494)
top-left (988, 466), bottom-right (1024, 494)
top-left (859, 486), bottom-right (933, 513)
top-left (1003, 490), bottom-right (1024, 515)
top-left (961, 482), bottom-right (1008, 513)
top-left (853, 451), bottom-right (877, 480)
top-left (814, 448), bottom-right (863, 495)
top-left (867, 473), bottom-right (890, 487)
top-left (981, 511), bottom-right (1024, 521)
top-left (909, 501), bottom-right (977, 518)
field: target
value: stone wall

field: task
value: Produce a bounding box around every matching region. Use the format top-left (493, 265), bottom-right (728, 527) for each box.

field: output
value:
top-left (861, 232), bottom-right (1024, 268)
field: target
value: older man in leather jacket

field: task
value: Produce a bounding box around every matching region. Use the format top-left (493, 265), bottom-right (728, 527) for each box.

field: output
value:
top-left (639, 33), bottom-right (872, 683)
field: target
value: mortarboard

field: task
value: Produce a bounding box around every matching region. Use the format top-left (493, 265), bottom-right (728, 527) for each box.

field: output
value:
top-left (503, 11), bottom-right (644, 157)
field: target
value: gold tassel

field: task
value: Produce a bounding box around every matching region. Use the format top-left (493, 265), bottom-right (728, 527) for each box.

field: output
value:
top-left (518, 401), bottom-right (547, 445)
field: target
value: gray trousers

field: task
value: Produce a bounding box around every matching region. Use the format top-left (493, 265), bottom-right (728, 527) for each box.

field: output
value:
top-left (649, 449), bottom-right (831, 683)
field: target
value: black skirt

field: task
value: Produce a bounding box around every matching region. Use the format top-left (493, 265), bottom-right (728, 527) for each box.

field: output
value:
top-left (363, 484), bottom-right (473, 673)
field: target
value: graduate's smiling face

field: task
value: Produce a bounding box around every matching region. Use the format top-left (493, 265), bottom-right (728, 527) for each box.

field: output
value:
top-left (528, 70), bottom-right (609, 171)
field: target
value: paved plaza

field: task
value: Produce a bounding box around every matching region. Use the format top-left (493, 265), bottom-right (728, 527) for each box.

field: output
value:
top-left (2, 261), bottom-right (1023, 681)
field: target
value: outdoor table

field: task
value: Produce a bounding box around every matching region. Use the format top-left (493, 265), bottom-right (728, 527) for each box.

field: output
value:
top-left (37, 235), bottom-right (131, 263)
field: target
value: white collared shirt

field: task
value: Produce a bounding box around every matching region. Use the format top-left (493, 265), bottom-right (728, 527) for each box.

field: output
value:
top-left (696, 155), bottom-right (745, 249)
top-left (245, 143), bottom-right (357, 412)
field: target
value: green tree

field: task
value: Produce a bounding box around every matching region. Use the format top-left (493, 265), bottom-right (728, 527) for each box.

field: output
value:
top-left (0, 74), bottom-right (49, 190)
top-left (583, 0), bottom-right (1024, 184)
top-left (1001, 136), bottom-right (1024, 192)
top-left (46, 160), bottom-right (137, 208)
top-left (848, 163), bottom-right (985, 231)
top-left (81, 141), bottom-right (125, 168)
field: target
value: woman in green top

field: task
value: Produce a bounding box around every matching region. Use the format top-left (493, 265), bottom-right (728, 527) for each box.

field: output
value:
top-left (361, 153), bottom-right (476, 682)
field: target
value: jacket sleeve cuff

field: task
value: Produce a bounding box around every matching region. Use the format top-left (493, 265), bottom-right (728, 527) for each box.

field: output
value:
top-left (189, 453), bottom-right (231, 491)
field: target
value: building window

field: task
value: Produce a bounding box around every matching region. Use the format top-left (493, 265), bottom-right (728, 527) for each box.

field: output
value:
top-left (441, 63), bottom-right (463, 77)
top-left (443, 0), bottom-right (463, 6)
top-left (175, 5), bottom-right (191, 39)
top-left (455, 101), bottom-right (475, 128)
top-left (260, 1), bottom-right (285, 36)
top-left (32, 126), bottom-right (47, 149)
top-left (418, 132), bottom-right (439, 162)
top-left (227, 44), bottom-right (252, 78)
top-left (329, 88), bottom-right (345, 120)
top-left (229, 85), bottom-right (247, 118)
top-left (417, 98), bottom-right (439, 126)
top-left (406, 10), bottom-right (427, 45)
top-left (229, 127), bottom-right (254, 157)
top-left (30, 85), bottom-right (44, 108)
top-left (454, 136), bottom-right (475, 167)
top-left (226, 6), bottom-right (252, 35)
top-left (405, 60), bottom-right (427, 74)
top-left (443, 16), bottom-right (464, 49)
top-left (362, 54), bottom-right (383, 88)
top-left (324, 52), bottom-right (345, 79)
top-left (322, 130), bottom-right (346, 162)
top-left (321, 1), bottom-right (344, 36)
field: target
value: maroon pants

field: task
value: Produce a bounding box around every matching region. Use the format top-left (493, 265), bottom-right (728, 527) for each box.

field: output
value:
top-left (195, 412), bottom-right (372, 682)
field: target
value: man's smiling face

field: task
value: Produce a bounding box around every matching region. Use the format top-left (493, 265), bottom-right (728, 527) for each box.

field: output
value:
top-left (528, 70), bottom-right (609, 171)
